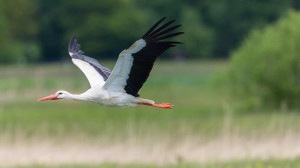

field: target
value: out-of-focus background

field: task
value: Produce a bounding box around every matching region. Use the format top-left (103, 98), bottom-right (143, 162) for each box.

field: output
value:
top-left (1, 0), bottom-right (300, 167)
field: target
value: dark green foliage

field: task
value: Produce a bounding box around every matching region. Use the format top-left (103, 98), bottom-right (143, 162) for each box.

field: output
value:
top-left (58, 0), bottom-right (147, 59)
top-left (0, 1), bottom-right (20, 63)
top-left (180, 6), bottom-right (215, 58)
top-left (0, 42), bottom-right (41, 63)
top-left (0, 0), bottom-right (41, 63)
top-left (0, 0), bottom-right (299, 62)
top-left (2, 0), bottom-right (39, 41)
top-left (38, 0), bottom-right (63, 61)
top-left (205, 0), bottom-right (291, 57)
top-left (228, 10), bottom-right (300, 109)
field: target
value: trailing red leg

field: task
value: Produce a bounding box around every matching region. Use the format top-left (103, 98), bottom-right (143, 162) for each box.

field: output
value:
top-left (138, 102), bottom-right (174, 109)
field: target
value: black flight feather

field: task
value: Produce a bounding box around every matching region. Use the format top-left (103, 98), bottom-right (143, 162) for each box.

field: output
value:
top-left (142, 17), bottom-right (166, 38)
top-left (124, 18), bottom-right (184, 97)
top-left (145, 20), bottom-right (176, 39)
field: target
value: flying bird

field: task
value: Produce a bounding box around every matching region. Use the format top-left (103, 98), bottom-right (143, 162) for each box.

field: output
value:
top-left (38, 17), bottom-right (183, 108)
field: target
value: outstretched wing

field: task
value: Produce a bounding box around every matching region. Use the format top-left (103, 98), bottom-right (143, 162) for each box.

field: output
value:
top-left (68, 35), bottom-right (111, 87)
top-left (104, 17), bottom-right (183, 96)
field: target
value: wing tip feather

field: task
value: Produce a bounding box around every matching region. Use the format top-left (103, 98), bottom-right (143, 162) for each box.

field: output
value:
top-left (142, 17), bottom-right (167, 38)
top-left (142, 18), bottom-right (183, 43)
top-left (68, 34), bottom-right (84, 57)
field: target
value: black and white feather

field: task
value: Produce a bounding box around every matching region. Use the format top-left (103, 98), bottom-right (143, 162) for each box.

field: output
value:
top-left (68, 35), bottom-right (111, 87)
top-left (104, 17), bottom-right (183, 96)
top-left (39, 18), bottom-right (183, 108)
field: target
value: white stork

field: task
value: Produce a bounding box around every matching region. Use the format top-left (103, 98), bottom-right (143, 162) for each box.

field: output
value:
top-left (38, 17), bottom-right (183, 109)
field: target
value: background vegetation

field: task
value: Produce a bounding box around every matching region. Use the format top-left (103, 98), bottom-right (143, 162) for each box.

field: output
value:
top-left (2, 61), bottom-right (300, 168)
top-left (0, 0), bottom-right (300, 63)
top-left (2, 0), bottom-right (300, 167)
top-left (228, 10), bottom-right (300, 109)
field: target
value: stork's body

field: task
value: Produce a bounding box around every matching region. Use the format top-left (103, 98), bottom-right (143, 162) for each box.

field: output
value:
top-left (38, 18), bottom-right (183, 109)
top-left (60, 86), bottom-right (152, 107)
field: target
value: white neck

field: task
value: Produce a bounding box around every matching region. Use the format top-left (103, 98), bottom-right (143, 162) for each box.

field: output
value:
top-left (67, 93), bottom-right (91, 101)
top-left (63, 88), bottom-right (105, 103)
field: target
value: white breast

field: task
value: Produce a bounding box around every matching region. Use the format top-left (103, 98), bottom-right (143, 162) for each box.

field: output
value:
top-left (79, 87), bottom-right (137, 107)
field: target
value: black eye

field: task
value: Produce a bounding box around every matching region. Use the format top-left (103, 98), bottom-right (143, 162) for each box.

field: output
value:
top-left (58, 92), bottom-right (63, 95)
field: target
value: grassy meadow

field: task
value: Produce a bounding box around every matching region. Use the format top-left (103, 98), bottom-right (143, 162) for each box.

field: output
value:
top-left (6, 159), bottom-right (300, 168)
top-left (1, 60), bottom-right (300, 167)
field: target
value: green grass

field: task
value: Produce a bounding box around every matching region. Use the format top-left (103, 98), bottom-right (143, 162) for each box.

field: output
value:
top-left (0, 61), bottom-right (229, 140)
top-left (0, 61), bottom-right (300, 141)
top-left (6, 158), bottom-right (300, 168)
top-left (1, 61), bottom-right (300, 166)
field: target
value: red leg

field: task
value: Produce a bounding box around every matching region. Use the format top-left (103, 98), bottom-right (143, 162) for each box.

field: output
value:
top-left (138, 102), bottom-right (174, 109)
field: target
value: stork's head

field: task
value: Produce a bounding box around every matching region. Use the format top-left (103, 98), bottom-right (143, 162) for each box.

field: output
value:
top-left (38, 90), bottom-right (71, 101)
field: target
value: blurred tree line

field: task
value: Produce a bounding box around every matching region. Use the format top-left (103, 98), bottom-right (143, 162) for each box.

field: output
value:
top-left (0, 0), bottom-right (299, 63)
top-left (226, 10), bottom-right (300, 110)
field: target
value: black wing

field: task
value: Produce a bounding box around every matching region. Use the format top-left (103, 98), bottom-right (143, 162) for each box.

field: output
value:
top-left (124, 17), bottom-right (183, 96)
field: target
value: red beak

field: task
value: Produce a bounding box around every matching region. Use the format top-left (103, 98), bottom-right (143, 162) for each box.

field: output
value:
top-left (37, 94), bottom-right (61, 101)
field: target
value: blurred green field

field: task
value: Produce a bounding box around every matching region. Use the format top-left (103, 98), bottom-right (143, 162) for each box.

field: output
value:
top-left (1, 61), bottom-right (300, 140)
top-left (6, 158), bottom-right (300, 168)
top-left (1, 61), bottom-right (300, 166)
top-left (0, 61), bottom-right (229, 141)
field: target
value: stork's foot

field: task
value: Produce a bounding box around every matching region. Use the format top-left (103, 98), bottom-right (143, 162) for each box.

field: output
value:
top-left (138, 102), bottom-right (174, 109)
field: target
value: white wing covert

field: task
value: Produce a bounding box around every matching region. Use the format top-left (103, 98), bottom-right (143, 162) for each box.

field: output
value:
top-left (68, 35), bottom-right (111, 88)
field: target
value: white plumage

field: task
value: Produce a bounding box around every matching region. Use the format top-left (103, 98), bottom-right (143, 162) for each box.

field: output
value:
top-left (104, 39), bottom-right (146, 92)
top-left (72, 59), bottom-right (106, 87)
top-left (38, 17), bottom-right (183, 109)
